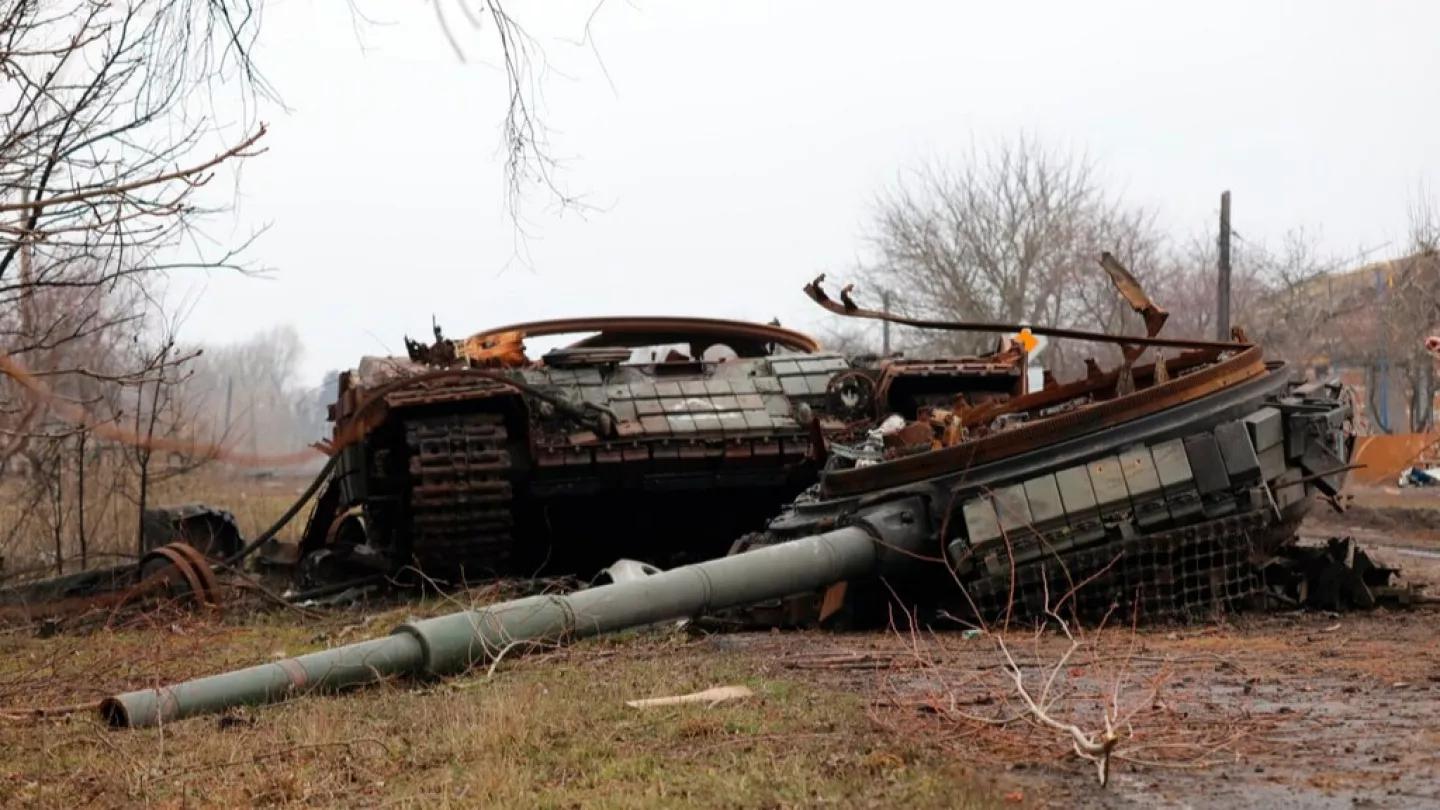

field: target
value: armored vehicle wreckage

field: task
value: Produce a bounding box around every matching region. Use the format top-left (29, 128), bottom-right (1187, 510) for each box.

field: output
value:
top-left (736, 275), bottom-right (1355, 624)
top-left (293, 316), bottom-right (1030, 582)
top-left (102, 260), bottom-right (1358, 728)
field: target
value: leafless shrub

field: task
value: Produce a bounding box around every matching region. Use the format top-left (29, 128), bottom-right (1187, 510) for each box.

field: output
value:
top-left (1410, 183), bottom-right (1440, 255)
top-left (1, 0), bottom-right (266, 576)
top-left (1394, 188), bottom-right (1440, 430)
top-left (177, 324), bottom-right (318, 458)
top-left (865, 487), bottom-right (1267, 790)
top-left (425, 0), bottom-right (613, 217)
top-left (873, 565), bottom-right (1266, 790)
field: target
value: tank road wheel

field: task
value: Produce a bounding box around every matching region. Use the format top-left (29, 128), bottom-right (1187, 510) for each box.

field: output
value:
top-left (403, 412), bottom-right (517, 581)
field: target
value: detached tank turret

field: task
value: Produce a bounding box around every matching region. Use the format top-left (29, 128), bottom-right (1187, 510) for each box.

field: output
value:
top-left (732, 274), bottom-right (1354, 624)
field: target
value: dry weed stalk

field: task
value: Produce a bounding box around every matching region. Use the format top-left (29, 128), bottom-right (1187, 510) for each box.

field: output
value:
top-left (873, 497), bottom-right (1200, 788)
top-left (985, 580), bottom-right (1161, 787)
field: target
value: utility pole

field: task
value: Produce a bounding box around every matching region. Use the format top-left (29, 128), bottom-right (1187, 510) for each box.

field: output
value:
top-left (881, 289), bottom-right (892, 355)
top-left (223, 377), bottom-right (233, 431)
top-left (250, 390), bottom-right (258, 461)
top-left (1375, 268), bottom-right (1391, 432)
top-left (1216, 190), bottom-right (1232, 341)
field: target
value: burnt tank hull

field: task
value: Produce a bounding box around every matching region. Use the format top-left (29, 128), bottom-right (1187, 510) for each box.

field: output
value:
top-left (299, 317), bottom-right (1025, 581)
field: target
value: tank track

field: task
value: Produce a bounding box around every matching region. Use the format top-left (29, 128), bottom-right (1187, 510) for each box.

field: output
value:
top-left (403, 412), bottom-right (516, 579)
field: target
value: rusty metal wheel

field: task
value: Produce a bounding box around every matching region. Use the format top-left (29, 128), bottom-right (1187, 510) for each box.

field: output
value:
top-left (137, 542), bottom-right (222, 609)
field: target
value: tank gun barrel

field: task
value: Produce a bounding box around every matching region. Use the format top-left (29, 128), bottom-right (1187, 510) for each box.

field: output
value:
top-left (102, 501), bottom-right (929, 729)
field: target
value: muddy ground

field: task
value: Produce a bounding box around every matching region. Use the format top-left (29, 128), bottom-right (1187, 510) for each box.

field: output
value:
top-left (739, 606), bottom-right (1440, 808)
top-left (782, 492), bottom-right (1440, 809)
top-left (627, 490), bottom-right (1440, 808)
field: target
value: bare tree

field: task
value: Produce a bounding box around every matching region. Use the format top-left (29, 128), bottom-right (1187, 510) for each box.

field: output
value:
top-left (427, 1), bottom-right (570, 211)
top-left (1237, 198), bottom-right (1438, 435)
top-left (1387, 190), bottom-right (1440, 431)
top-left (1, 1), bottom-right (267, 282)
top-left (177, 324), bottom-right (311, 457)
top-left (1410, 183), bottom-right (1440, 254)
top-left (1152, 232), bottom-right (1268, 344)
top-left (1234, 230), bottom-right (1347, 370)
top-left (1, 0), bottom-right (267, 406)
top-left (0, 0), bottom-right (266, 574)
top-left (862, 137), bottom-right (1166, 374)
top-left (0, 1), bottom-right (605, 576)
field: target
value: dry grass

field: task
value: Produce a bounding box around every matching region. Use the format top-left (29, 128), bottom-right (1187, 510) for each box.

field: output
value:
top-left (0, 604), bottom-right (997, 808)
top-left (1, 471), bottom-right (991, 806)
top-left (1, 469), bottom-right (316, 580)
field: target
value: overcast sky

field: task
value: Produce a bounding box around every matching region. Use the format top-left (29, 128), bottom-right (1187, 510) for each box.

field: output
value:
top-left (173, 0), bottom-right (1440, 384)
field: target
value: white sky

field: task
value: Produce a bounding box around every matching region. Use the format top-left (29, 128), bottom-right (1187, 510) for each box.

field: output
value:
top-left (173, 0), bottom-right (1440, 384)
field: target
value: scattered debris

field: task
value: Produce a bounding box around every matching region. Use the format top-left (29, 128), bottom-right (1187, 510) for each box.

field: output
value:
top-left (1262, 536), bottom-right (1427, 609)
top-left (1397, 464), bottom-right (1440, 487)
top-left (140, 505), bottom-right (243, 559)
top-left (0, 537), bottom-right (225, 629)
top-left (625, 685), bottom-right (754, 709)
top-left (782, 651), bottom-right (914, 671)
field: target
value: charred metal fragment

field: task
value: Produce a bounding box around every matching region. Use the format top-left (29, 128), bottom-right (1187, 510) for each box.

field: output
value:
top-left (1260, 537), bottom-right (1413, 610)
top-left (0, 540), bottom-right (223, 627)
top-left (1098, 251), bottom-right (1169, 339)
top-left (140, 505), bottom-right (243, 559)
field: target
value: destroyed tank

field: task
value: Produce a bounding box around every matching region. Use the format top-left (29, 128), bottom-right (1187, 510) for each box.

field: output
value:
top-left (102, 265), bottom-right (1358, 728)
top-left (295, 316), bottom-right (1029, 581)
top-left (731, 274), bottom-right (1356, 625)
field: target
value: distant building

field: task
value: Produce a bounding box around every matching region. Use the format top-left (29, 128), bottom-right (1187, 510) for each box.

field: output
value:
top-left (1256, 251), bottom-right (1439, 434)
